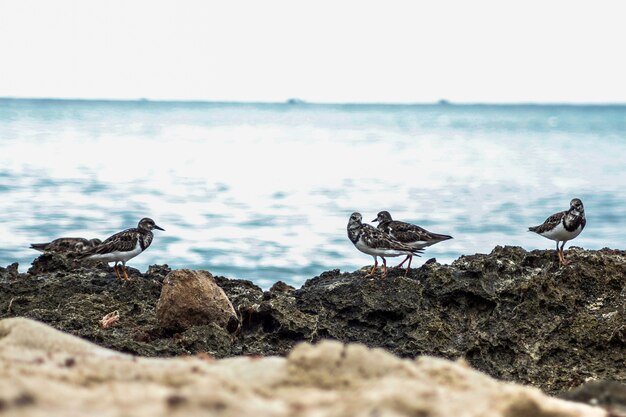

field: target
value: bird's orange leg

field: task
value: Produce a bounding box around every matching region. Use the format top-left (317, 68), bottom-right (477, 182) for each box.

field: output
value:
top-left (404, 255), bottom-right (413, 276)
top-left (122, 264), bottom-right (130, 281)
top-left (367, 257), bottom-right (378, 276)
top-left (559, 242), bottom-right (568, 266)
top-left (113, 263), bottom-right (123, 281)
top-left (381, 257), bottom-right (388, 278)
top-left (396, 255), bottom-right (410, 269)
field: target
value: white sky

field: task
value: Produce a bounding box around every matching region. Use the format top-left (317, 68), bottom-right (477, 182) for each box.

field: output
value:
top-left (1, 0), bottom-right (625, 103)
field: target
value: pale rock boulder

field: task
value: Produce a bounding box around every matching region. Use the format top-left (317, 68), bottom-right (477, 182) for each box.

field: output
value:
top-left (0, 318), bottom-right (608, 417)
top-left (156, 269), bottom-right (238, 332)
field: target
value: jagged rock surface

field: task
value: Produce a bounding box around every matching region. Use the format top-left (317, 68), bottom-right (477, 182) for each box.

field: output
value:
top-left (1, 246), bottom-right (625, 396)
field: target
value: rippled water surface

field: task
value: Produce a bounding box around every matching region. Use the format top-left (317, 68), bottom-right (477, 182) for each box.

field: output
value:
top-left (1, 99), bottom-right (625, 287)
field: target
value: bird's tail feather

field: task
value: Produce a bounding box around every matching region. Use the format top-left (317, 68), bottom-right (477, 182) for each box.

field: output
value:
top-left (29, 243), bottom-right (47, 252)
top-left (431, 233), bottom-right (453, 241)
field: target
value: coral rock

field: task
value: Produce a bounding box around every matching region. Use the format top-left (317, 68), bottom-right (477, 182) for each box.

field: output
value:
top-left (156, 269), bottom-right (238, 332)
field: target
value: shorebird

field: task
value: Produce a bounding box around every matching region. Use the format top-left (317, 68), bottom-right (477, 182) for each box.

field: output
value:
top-left (80, 217), bottom-right (164, 280)
top-left (528, 198), bottom-right (586, 266)
top-left (30, 237), bottom-right (102, 254)
top-left (347, 212), bottom-right (423, 278)
top-left (372, 211), bottom-right (453, 272)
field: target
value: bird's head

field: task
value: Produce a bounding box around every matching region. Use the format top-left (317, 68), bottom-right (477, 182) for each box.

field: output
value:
top-left (569, 198), bottom-right (584, 215)
top-left (88, 238), bottom-right (102, 248)
top-left (348, 212), bottom-right (363, 229)
top-left (138, 218), bottom-right (165, 232)
top-left (372, 211), bottom-right (392, 223)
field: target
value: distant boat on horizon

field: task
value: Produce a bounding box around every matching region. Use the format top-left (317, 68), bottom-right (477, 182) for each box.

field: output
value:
top-left (286, 98), bottom-right (306, 105)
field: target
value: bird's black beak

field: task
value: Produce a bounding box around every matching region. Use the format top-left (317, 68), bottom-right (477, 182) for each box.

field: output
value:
top-left (371, 218), bottom-right (378, 223)
top-left (155, 225), bottom-right (165, 231)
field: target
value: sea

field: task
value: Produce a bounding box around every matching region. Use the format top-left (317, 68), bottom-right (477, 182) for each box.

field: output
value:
top-left (1, 98), bottom-right (625, 288)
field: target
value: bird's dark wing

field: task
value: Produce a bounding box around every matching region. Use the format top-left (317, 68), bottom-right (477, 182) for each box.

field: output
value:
top-left (529, 211), bottom-right (565, 234)
top-left (54, 238), bottom-right (90, 252)
top-left (362, 225), bottom-right (423, 254)
top-left (388, 221), bottom-right (452, 244)
top-left (88, 228), bottom-right (139, 254)
top-left (31, 238), bottom-right (90, 253)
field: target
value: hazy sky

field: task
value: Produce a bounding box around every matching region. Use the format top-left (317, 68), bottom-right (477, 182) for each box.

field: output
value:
top-left (1, 0), bottom-right (625, 103)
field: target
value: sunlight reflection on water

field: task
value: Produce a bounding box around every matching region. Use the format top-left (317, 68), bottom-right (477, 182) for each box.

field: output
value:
top-left (1, 100), bottom-right (625, 287)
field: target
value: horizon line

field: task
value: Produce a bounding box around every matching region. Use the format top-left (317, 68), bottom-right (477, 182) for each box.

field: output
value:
top-left (2, 96), bottom-right (626, 107)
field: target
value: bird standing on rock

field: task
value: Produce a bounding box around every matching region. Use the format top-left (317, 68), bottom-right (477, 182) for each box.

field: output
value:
top-left (528, 198), bottom-right (586, 266)
top-left (80, 217), bottom-right (164, 281)
top-left (372, 210), bottom-right (453, 272)
top-left (347, 212), bottom-right (423, 278)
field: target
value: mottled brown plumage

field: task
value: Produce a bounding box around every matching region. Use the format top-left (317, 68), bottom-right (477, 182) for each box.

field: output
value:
top-left (372, 211), bottom-right (452, 271)
top-left (80, 218), bottom-right (164, 280)
top-left (347, 212), bottom-right (422, 278)
top-left (30, 237), bottom-right (101, 254)
top-left (90, 229), bottom-right (151, 255)
top-left (528, 211), bottom-right (567, 235)
top-left (528, 198), bottom-right (586, 266)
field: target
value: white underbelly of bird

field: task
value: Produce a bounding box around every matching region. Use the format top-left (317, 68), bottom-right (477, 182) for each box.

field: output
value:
top-left (404, 240), bottom-right (432, 249)
top-left (539, 222), bottom-right (583, 242)
top-left (355, 240), bottom-right (409, 257)
top-left (87, 242), bottom-right (143, 263)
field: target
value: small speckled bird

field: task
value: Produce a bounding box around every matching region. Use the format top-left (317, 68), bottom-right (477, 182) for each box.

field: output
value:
top-left (372, 210), bottom-right (453, 272)
top-left (30, 237), bottom-right (102, 254)
top-left (528, 198), bottom-right (586, 266)
top-left (347, 212), bottom-right (423, 278)
top-left (80, 217), bottom-right (164, 281)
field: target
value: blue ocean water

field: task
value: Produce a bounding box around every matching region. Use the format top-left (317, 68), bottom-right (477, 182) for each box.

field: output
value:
top-left (0, 99), bottom-right (625, 288)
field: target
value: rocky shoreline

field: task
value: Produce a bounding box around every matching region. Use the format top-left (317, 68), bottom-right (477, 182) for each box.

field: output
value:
top-left (2, 246), bottom-right (626, 413)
